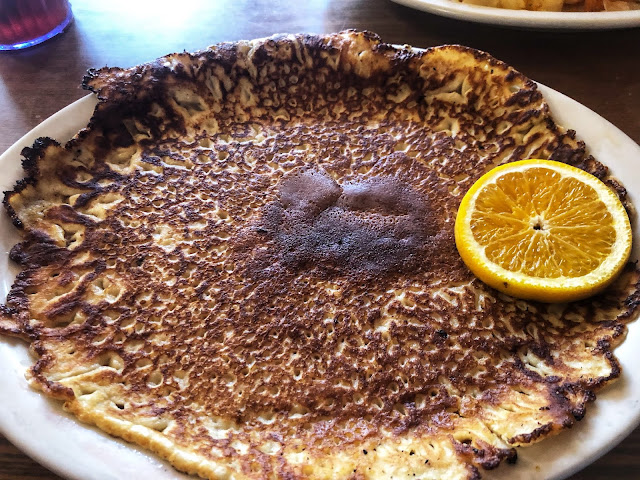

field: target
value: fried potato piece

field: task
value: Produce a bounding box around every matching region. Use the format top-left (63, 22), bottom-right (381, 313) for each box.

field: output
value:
top-left (584, 0), bottom-right (605, 9)
top-left (526, 0), bottom-right (564, 10)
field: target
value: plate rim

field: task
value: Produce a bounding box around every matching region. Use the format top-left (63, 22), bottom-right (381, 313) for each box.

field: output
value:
top-left (1, 80), bottom-right (640, 480)
top-left (391, 0), bottom-right (640, 29)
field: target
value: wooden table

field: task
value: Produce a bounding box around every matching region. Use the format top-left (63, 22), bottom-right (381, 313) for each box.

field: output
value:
top-left (0, 1), bottom-right (638, 479)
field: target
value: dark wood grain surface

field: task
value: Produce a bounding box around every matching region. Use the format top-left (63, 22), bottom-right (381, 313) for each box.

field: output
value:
top-left (1, 1), bottom-right (639, 479)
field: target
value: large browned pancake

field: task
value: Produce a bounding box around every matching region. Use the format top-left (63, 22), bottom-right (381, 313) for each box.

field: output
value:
top-left (1, 31), bottom-right (639, 479)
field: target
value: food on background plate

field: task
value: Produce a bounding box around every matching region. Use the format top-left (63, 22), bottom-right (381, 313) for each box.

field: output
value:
top-left (456, 0), bottom-right (640, 11)
top-left (1, 31), bottom-right (639, 480)
top-left (455, 159), bottom-right (633, 303)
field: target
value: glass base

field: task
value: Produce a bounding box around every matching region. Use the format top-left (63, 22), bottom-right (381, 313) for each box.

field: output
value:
top-left (0, 7), bottom-right (73, 51)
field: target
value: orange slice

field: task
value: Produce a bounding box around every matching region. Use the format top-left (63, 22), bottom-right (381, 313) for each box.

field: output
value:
top-left (454, 159), bottom-right (632, 303)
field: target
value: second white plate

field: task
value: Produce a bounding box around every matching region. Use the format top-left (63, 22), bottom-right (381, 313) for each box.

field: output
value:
top-left (392, 0), bottom-right (640, 29)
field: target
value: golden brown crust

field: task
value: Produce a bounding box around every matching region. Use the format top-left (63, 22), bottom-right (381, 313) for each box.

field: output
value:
top-left (1, 31), bottom-right (639, 480)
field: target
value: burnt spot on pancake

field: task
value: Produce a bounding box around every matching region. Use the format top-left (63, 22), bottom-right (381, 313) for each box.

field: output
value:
top-left (253, 167), bottom-right (444, 277)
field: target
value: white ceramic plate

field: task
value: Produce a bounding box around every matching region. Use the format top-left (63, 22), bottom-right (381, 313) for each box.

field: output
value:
top-left (1, 86), bottom-right (640, 480)
top-left (392, 0), bottom-right (640, 29)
